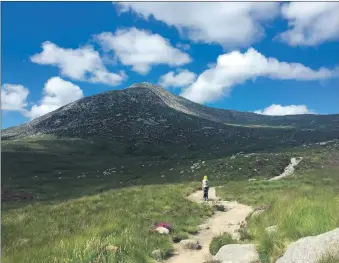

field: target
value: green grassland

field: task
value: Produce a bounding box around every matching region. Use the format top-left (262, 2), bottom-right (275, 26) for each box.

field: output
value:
top-left (216, 143), bottom-right (339, 263)
top-left (2, 136), bottom-right (338, 263)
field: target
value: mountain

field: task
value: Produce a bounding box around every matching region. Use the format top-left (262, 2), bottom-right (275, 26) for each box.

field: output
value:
top-left (2, 83), bottom-right (339, 157)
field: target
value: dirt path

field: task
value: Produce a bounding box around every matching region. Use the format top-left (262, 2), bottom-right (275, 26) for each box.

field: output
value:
top-left (166, 187), bottom-right (253, 263)
top-left (269, 157), bottom-right (303, 181)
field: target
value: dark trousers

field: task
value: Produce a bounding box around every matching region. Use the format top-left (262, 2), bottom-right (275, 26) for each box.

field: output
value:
top-left (203, 187), bottom-right (209, 200)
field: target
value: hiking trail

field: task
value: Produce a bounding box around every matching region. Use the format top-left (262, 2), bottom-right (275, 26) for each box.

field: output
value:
top-left (166, 187), bottom-right (253, 263)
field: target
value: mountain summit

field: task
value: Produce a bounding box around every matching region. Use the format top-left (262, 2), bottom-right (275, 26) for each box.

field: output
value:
top-left (2, 83), bottom-right (339, 156)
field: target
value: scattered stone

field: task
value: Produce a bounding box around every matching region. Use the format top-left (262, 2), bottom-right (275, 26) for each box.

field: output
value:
top-left (251, 204), bottom-right (271, 218)
top-left (172, 235), bottom-right (182, 243)
top-left (151, 249), bottom-right (162, 260)
top-left (265, 225), bottom-right (278, 234)
top-left (251, 210), bottom-right (264, 218)
top-left (155, 227), bottom-right (170, 235)
top-left (180, 239), bottom-right (202, 250)
top-left (276, 227), bottom-right (339, 263)
top-left (199, 224), bottom-right (210, 231)
top-left (213, 244), bottom-right (259, 263)
top-left (214, 204), bottom-right (227, 212)
top-left (106, 245), bottom-right (119, 253)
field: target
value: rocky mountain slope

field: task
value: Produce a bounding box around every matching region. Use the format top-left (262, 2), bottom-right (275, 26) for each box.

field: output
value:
top-left (2, 83), bottom-right (339, 155)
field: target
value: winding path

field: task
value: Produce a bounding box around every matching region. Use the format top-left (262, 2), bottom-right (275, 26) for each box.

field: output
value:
top-left (166, 187), bottom-right (253, 263)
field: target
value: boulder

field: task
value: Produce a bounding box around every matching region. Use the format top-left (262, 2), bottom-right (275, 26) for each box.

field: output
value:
top-left (155, 226), bottom-right (170, 234)
top-left (180, 239), bottom-right (201, 250)
top-left (213, 244), bottom-right (259, 263)
top-left (276, 228), bottom-right (339, 263)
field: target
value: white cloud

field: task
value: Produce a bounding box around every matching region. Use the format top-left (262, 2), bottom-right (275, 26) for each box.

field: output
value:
top-left (31, 41), bottom-right (125, 86)
top-left (95, 27), bottom-right (191, 74)
top-left (1, 84), bottom-right (29, 112)
top-left (255, 104), bottom-right (314, 116)
top-left (180, 48), bottom-right (337, 104)
top-left (26, 77), bottom-right (84, 119)
top-left (118, 2), bottom-right (280, 48)
top-left (279, 2), bottom-right (339, 46)
top-left (159, 69), bottom-right (196, 88)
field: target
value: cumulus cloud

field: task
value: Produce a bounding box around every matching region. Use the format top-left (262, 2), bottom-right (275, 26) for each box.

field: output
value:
top-left (31, 41), bottom-right (125, 86)
top-left (159, 69), bottom-right (196, 88)
top-left (278, 2), bottom-right (339, 46)
top-left (95, 27), bottom-right (191, 74)
top-left (1, 84), bottom-right (30, 112)
top-left (254, 104), bottom-right (314, 116)
top-left (118, 2), bottom-right (280, 48)
top-left (26, 77), bottom-right (84, 119)
top-left (180, 48), bottom-right (338, 104)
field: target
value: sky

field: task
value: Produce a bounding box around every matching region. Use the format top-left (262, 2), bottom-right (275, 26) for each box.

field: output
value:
top-left (2, 2), bottom-right (339, 129)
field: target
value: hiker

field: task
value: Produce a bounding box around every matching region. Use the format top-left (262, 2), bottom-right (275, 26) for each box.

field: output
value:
top-left (202, 175), bottom-right (209, 201)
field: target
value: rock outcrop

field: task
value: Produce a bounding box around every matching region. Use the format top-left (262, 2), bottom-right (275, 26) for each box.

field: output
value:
top-left (213, 244), bottom-right (259, 263)
top-left (276, 228), bottom-right (339, 263)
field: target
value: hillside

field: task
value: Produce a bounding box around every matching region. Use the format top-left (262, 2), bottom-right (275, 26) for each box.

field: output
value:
top-left (2, 83), bottom-right (339, 263)
top-left (2, 83), bottom-right (339, 158)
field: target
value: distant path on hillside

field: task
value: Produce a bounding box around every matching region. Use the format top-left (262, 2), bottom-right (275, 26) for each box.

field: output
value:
top-left (166, 187), bottom-right (253, 263)
top-left (269, 157), bottom-right (303, 181)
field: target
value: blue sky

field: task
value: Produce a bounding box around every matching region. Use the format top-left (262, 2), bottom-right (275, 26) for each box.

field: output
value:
top-left (2, 2), bottom-right (339, 128)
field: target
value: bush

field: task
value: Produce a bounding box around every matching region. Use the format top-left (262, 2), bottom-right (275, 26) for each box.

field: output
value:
top-left (209, 233), bottom-right (236, 255)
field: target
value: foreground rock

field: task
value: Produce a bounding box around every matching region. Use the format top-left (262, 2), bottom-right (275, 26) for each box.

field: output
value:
top-left (214, 244), bottom-right (259, 263)
top-left (276, 228), bottom-right (339, 263)
top-left (179, 239), bottom-right (201, 250)
top-left (154, 226), bottom-right (170, 234)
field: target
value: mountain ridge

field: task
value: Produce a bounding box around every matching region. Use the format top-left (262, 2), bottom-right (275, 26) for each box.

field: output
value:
top-left (2, 83), bottom-right (339, 156)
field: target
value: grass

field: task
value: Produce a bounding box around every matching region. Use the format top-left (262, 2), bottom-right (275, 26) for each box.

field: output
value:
top-left (2, 137), bottom-right (338, 263)
top-left (216, 161), bottom-right (339, 262)
top-left (2, 184), bottom-right (214, 263)
top-left (318, 254), bottom-right (339, 263)
top-left (209, 233), bottom-right (237, 255)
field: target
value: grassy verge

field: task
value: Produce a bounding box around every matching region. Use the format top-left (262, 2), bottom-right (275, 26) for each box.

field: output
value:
top-left (319, 254), bottom-right (339, 263)
top-left (209, 233), bottom-right (237, 256)
top-left (2, 184), bottom-right (213, 263)
top-left (216, 167), bottom-right (339, 262)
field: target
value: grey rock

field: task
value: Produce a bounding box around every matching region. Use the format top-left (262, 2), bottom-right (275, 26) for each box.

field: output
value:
top-left (154, 227), bottom-right (169, 235)
top-left (214, 244), bottom-right (259, 263)
top-left (276, 227), bottom-right (339, 263)
top-left (199, 224), bottom-right (210, 230)
top-left (250, 210), bottom-right (264, 218)
top-left (151, 249), bottom-right (162, 260)
top-left (180, 239), bottom-right (201, 250)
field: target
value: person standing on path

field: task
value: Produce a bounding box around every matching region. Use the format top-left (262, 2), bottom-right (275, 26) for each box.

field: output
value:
top-left (202, 175), bottom-right (209, 201)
